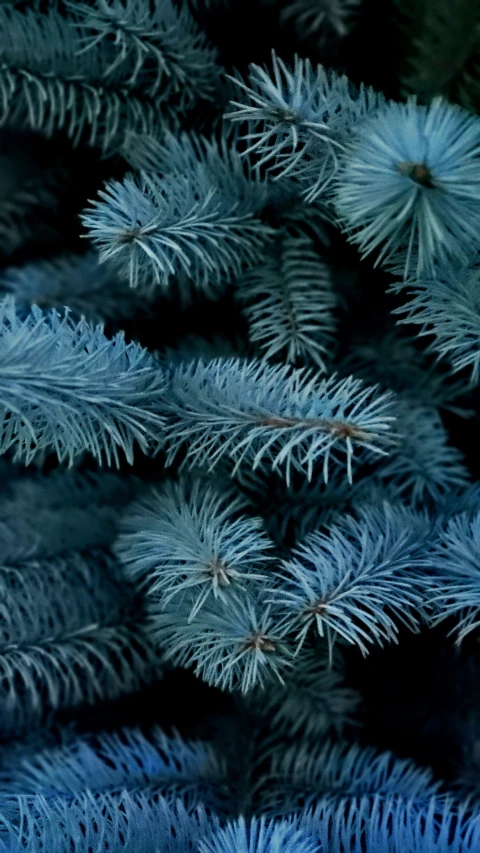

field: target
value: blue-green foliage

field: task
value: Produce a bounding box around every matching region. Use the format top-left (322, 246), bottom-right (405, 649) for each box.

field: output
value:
top-left (0, 297), bottom-right (164, 465)
top-left (246, 644), bottom-right (361, 739)
top-left (2, 2), bottom-right (480, 851)
top-left (0, 792), bottom-right (217, 853)
top-left (0, 725), bottom-right (227, 810)
top-left (374, 403), bottom-right (470, 506)
top-left (391, 261), bottom-right (480, 381)
top-left (161, 358), bottom-right (396, 484)
top-left (334, 98), bottom-right (480, 277)
top-left (201, 817), bottom-right (317, 853)
top-left (0, 253), bottom-right (150, 323)
top-left (227, 52), bottom-right (384, 200)
top-left (116, 477), bottom-right (273, 620)
top-left (0, 465), bottom-right (159, 737)
top-left (270, 503), bottom-right (431, 654)
top-left (301, 795), bottom-right (480, 852)
top-left (149, 590), bottom-right (294, 693)
top-left (0, 1), bottom-right (218, 153)
top-left (255, 738), bottom-right (440, 814)
top-left (426, 510), bottom-right (480, 641)
top-left (68, 0), bottom-right (218, 107)
top-left (83, 127), bottom-right (272, 294)
top-left (237, 232), bottom-right (338, 370)
top-left (0, 549), bottom-right (161, 736)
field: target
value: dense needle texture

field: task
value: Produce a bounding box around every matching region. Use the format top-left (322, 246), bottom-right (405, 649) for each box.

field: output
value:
top-left (334, 98), bottom-right (480, 276)
top-left (161, 358), bottom-right (396, 483)
top-left (2, 0), bottom-right (480, 850)
top-left (0, 297), bottom-right (164, 465)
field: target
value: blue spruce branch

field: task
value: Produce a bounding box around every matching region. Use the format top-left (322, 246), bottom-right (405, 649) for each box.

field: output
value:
top-left (226, 52), bottom-right (384, 200)
top-left (67, 0), bottom-right (219, 105)
top-left (334, 98), bottom-right (480, 277)
top-left (237, 233), bottom-right (338, 370)
top-left (270, 503), bottom-right (431, 655)
top-left (161, 357), bottom-right (396, 484)
top-left (83, 130), bottom-right (272, 292)
top-left (0, 297), bottom-right (164, 466)
top-left (116, 476), bottom-right (273, 621)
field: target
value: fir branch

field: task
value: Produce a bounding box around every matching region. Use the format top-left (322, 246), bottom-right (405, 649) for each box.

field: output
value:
top-left (0, 551), bottom-right (127, 651)
top-left (150, 592), bottom-right (294, 693)
top-left (375, 404), bottom-right (470, 506)
top-left (303, 794), bottom-right (478, 853)
top-left (0, 621), bottom-right (160, 737)
top-left (0, 547), bottom-right (160, 735)
top-left (338, 330), bottom-right (471, 414)
top-left (161, 357), bottom-right (396, 485)
top-left (247, 644), bottom-right (361, 739)
top-left (0, 6), bottom-right (172, 154)
top-left (279, 0), bottom-right (361, 42)
top-left (200, 817), bottom-right (317, 853)
top-left (237, 233), bottom-right (337, 370)
top-left (427, 511), bottom-right (480, 642)
top-left (0, 725), bottom-right (227, 810)
top-left (0, 297), bottom-right (164, 466)
top-left (0, 792), bottom-right (215, 853)
top-left (83, 168), bottom-right (272, 292)
top-left (255, 739), bottom-right (440, 815)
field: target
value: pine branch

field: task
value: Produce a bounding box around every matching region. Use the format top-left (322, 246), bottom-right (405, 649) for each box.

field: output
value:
top-left (150, 591), bottom-right (294, 693)
top-left (375, 404), bottom-right (470, 506)
top-left (201, 817), bottom-right (317, 853)
top-left (226, 52), bottom-right (383, 200)
top-left (391, 261), bottom-right (480, 382)
top-left (303, 795), bottom-right (476, 853)
top-left (0, 297), bottom-right (164, 466)
top-left (0, 548), bottom-right (161, 735)
top-left (67, 0), bottom-right (219, 105)
top-left (255, 739), bottom-right (440, 815)
top-left (0, 792), bottom-right (216, 853)
top-left (246, 644), bottom-right (361, 740)
top-left (0, 5), bottom-right (182, 154)
top-left (0, 725), bottom-right (227, 811)
top-left (427, 511), bottom-right (480, 642)
top-left (338, 330), bottom-right (471, 414)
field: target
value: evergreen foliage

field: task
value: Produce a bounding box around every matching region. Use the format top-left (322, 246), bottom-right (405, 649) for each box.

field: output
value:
top-left (161, 358), bottom-right (396, 484)
top-left (227, 52), bottom-right (384, 200)
top-left (0, 297), bottom-right (164, 465)
top-left (270, 503), bottom-right (431, 655)
top-left (1, 0), bottom-right (480, 850)
top-left (0, 253), bottom-right (149, 323)
top-left (237, 232), bottom-right (337, 369)
top-left (83, 129), bottom-right (272, 292)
